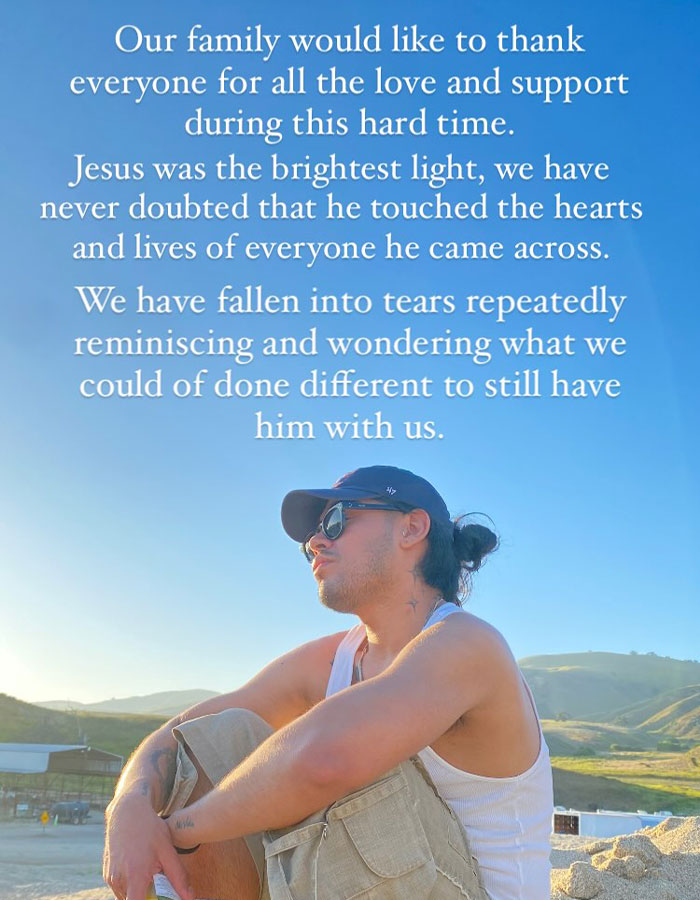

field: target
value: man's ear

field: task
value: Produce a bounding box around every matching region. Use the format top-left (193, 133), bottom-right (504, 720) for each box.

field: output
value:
top-left (400, 509), bottom-right (431, 546)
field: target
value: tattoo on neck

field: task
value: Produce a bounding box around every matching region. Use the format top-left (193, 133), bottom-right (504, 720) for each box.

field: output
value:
top-left (175, 815), bottom-right (195, 830)
top-left (149, 747), bottom-right (177, 810)
top-left (407, 598), bottom-right (418, 612)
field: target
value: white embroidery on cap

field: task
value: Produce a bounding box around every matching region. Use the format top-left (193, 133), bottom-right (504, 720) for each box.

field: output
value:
top-left (386, 486), bottom-right (396, 495)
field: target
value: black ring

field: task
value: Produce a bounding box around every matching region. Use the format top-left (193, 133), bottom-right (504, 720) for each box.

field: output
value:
top-left (174, 843), bottom-right (201, 855)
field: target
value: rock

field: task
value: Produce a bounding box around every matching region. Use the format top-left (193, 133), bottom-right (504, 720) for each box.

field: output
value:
top-left (583, 840), bottom-right (609, 855)
top-left (575, 850), bottom-right (646, 881)
top-left (620, 855), bottom-right (646, 880)
top-left (593, 855), bottom-right (626, 876)
top-left (645, 815), bottom-right (700, 853)
top-left (651, 817), bottom-right (684, 833)
top-left (612, 833), bottom-right (663, 867)
top-left (552, 861), bottom-right (603, 899)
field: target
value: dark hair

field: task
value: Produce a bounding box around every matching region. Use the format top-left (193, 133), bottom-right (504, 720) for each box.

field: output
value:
top-left (418, 515), bottom-right (499, 605)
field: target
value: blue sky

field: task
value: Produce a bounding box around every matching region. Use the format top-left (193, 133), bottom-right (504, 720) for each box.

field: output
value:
top-left (1, 0), bottom-right (698, 703)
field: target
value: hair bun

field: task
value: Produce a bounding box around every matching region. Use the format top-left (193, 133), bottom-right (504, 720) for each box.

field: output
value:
top-left (453, 520), bottom-right (499, 572)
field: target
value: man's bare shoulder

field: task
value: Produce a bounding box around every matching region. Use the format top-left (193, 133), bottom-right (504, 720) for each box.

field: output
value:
top-left (427, 608), bottom-right (512, 654)
top-left (413, 608), bottom-right (518, 694)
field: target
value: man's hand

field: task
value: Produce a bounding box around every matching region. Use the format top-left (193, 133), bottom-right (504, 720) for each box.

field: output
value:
top-left (103, 793), bottom-right (194, 900)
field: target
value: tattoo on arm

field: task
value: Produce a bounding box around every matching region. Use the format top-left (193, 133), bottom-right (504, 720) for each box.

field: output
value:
top-left (149, 746), bottom-right (177, 809)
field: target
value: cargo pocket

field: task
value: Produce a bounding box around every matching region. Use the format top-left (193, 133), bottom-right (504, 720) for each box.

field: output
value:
top-left (263, 769), bottom-right (437, 900)
top-left (264, 818), bottom-right (329, 900)
top-left (326, 769), bottom-right (437, 898)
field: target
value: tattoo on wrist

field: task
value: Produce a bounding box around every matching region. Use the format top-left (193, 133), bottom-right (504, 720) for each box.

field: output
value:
top-left (175, 815), bottom-right (195, 830)
top-left (164, 814), bottom-right (201, 853)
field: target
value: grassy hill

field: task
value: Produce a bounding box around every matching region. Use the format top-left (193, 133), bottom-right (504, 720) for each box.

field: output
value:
top-left (38, 688), bottom-right (218, 717)
top-left (603, 685), bottom-right (700, 727)
top-left (639, 691), bottom-right (700, 739)
top-left (520, 652), bottom-right (700, 721)
top-left (0, 693), bottom-right (166, 760)
top-left (541, 720), bottom-right (658, 755)
top-left (598, 686), bottom-right (700, 743)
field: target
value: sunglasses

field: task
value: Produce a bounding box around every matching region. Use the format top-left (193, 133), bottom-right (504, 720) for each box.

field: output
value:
top-left (301, 500), bottom-right (409, 561)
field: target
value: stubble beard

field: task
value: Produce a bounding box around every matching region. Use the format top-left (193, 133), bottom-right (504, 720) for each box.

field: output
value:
top-left (317, 531), bottom-right (394, 614)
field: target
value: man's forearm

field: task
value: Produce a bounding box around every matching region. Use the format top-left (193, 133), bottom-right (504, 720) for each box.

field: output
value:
top-left (109, 722), bottom-right (180, 813)
top-left (166, 710), bottom-right (344, 847)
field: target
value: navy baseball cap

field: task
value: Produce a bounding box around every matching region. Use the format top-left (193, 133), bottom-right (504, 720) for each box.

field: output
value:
top-left (281, 465), bottom-right (451, 542)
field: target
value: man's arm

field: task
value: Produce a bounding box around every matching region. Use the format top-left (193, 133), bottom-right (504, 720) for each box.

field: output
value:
top-left (103, 632), bottom-right (345, 900)
top-left (166, 616), bottom-right (512, 847)
top-left (109, 634), bottom-right (337, 810)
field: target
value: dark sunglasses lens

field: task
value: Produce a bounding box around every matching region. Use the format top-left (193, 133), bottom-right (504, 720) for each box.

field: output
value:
top-left (322, 505), bottom-right (344, 539)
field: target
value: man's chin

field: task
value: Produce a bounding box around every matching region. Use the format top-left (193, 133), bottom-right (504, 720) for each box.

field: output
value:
top-left (318, 584), bottom-right (357, 614)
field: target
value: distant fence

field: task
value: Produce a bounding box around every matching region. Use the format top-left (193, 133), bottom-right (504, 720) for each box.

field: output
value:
top-left (1, 774), bottom-right (118, 819)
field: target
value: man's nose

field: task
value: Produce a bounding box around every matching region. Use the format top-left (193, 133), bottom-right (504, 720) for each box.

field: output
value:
top-left (307, 527), bottom-right (331, 555)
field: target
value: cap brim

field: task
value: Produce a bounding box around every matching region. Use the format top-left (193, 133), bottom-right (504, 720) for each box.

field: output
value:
top-left (281, 487), bottom-right (382, 541)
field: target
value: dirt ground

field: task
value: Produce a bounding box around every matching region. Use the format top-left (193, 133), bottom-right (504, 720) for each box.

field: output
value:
top-left (0, 818), bottom-right (689, 900)
top-left (0, 816), bottom-right (591, 900)
top-left (0, 818), bottom-right (112, 900)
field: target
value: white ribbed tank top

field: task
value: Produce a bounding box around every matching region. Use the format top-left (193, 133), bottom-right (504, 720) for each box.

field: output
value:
top-left (325, 604), bottom-right (553, 900)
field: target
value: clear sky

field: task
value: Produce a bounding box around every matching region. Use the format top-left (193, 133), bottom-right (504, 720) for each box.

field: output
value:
top-left (1, 0), bottom-right (698, 704)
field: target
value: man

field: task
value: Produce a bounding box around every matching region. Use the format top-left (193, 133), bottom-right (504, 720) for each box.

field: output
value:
top-left (104, 465), bottom-right (553, 900)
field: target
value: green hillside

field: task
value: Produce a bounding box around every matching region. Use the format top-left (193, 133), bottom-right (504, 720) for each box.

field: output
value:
top-left (520, 652), bottom-right (700, 721)
top-left (520, 652), bottom-right (700, 684)
top-left (541, 720), bottom-right (657, 755)
top-left (642, 692), bottom-right (700, 739)
top-left (603, 684), bottom-right (700, 727)
top-left (0, 693), bottom-right (166, 760)
top-left (684, 745), bottom-right (700, 767)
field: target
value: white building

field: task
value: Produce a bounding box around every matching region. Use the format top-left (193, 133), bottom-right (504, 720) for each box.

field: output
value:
top-left (553, 807), bottom-right (675, 838)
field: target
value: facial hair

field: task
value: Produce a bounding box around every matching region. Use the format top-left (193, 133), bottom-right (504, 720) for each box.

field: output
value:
top-left (318, 527), bottom-right (394, 614)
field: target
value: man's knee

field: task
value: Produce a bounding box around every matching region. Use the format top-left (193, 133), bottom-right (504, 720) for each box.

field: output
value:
top-left (210, 707), bottom-right (274, 747)
top-left (162, 708), bottom-right (272, 818)
top-left (172, 707), bottom-right (273, 787)
top-left (162, 708), bottom-right (271, 899)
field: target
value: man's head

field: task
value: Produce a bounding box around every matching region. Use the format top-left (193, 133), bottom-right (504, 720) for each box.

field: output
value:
top-left (281, 465), bottom-right (498, 610)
